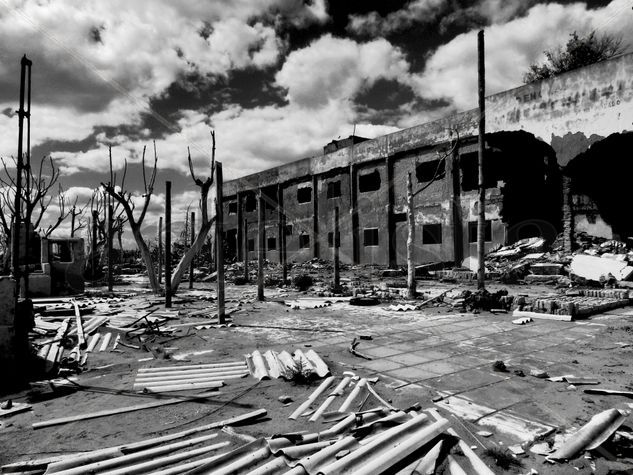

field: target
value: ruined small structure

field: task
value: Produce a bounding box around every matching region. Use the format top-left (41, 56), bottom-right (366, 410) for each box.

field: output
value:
top-left (221, 53), bottom-right (633, 267)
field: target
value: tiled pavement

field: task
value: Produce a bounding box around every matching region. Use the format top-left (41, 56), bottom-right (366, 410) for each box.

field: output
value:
top-left (260, 305), bottom-right (612, 443)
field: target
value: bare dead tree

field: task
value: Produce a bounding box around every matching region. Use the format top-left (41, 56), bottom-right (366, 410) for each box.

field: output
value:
top-left (0, 155), bottom-right (72, 267)
top-left (101, 145), bottom-right (160, 293)
top-left (170, 131), bottom-right (217, 292)
top-left (70, 198), bottom-right (90, 238)
top-left (407, 131), bottom-right (459, 298)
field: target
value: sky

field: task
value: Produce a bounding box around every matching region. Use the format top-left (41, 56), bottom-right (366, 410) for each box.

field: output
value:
top-left (0, 0), bottom-right (631, 246)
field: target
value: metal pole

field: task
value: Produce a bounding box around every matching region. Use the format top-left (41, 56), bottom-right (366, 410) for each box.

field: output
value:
top-left (107, 202), bottom-right (113, 291)
top-left (165, 181), bottom-right (172, 308)
top-left (333, 206), bottom-right (340, 290)
top-left (243, 217), bottom-right (248, 282)
top-left (189, 211), bottom-right (195, 289)
top-left (477, 29), bottom-right (486, 290)
top-left (257, 191), bottom-right (265, 301)
top-left (158, 216), bottom-right (163, 284)
top-left (215, 163), bottom-right (225, 323)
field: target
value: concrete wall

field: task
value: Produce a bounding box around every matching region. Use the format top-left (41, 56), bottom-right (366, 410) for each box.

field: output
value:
top-left (222, 53), bottom-right (633, 266)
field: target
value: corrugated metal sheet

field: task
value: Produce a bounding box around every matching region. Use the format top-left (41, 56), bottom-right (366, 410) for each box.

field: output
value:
top-left (6, 402), bottom-right (498, 475)
top-left (245, 349), bottom-right (329, 380)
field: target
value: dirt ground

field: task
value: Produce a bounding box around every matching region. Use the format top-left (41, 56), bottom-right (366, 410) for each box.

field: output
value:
top-left (1, 277), bottom-right (633, 474)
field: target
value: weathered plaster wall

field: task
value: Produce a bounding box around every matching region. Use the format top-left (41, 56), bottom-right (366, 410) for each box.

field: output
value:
top-left (316, 170), bottom-right (353, 264)
top-left (284, 179), bottom-right (314, 263)
top-left (356, 161), bottom-right (389, 265)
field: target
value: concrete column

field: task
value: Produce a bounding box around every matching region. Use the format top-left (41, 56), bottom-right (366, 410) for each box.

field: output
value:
top-left (165, 180), bottom-right (172, 308)
top-left (312, 175), bottom-right (319, 259)
top-left (277, 184), bottom-right (287, 281)
top-left (257, 190), bottom-right (265, 301)
top-left (350, 164), bottom-right (359, 264)
top-left (236, 192), bottom-right (243, 261)
top-left (215, 163), bottom-right (225, 323)
top-left (386, 155), bottom-right (396, 268)
top-left (449, 148), bottom-right (464, 265)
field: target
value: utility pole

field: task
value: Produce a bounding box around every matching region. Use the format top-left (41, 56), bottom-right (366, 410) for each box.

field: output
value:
top-left (333, 206), bottom-right (340, 290)
top-left (189, 211), bottom-right (195, 289)
top-left (215, 163), bottom-right (225, 323)
top-left (158, 216), bottom-right (163, 284)
top-left (257, 191), bottom-right (265, 301)
top-left (165, 181), bottom-right (172, 308)
top-left (477, 29), bottom-right (486, 290)
top-left (13, 55), bottom-right (32, 303)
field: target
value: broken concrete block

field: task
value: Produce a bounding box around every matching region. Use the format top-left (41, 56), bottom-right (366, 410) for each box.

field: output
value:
top-left (570, 254), bottom-right (633, 282)
top-left (529, 263), bottom-right (564, 275)
top-left (530, 369), bottom-right (549, 379)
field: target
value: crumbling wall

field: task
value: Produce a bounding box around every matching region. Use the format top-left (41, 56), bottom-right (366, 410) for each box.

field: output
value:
top-left (565, 132), bottom-right (633, 240)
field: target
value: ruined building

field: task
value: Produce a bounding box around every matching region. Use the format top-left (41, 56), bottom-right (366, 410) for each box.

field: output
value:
top-left (222, 53), bottom-right (633, 267)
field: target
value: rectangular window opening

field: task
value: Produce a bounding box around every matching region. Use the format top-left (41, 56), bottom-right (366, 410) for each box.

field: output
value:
top-left (228, 202), bottom-right (237, 215)
top-left (327, 231), bottom-right (340, 248)
top-left (422, 224), bottom-right (442, 244)
top-left (267, 237), bottom-right (277, 250)
top-left (393, 212), bottom-right (407, 223)
top-left (284, 224), bottom-right (293, 236)
top-left (468, 220), bottom-right (492, 243)
top-left (363, 228), bottom-right (379, 246)
top-left (327, 180), bottom-right (341, 199)
top-left (244, 194), bottom-right (257, 212)
top-left (359, 169), bottom-right (381, 193)
top-left (416, 160), bottom-right (445, 183)
top-left (297, 186), bottom-right (312, 203)
top-left (247, 239), bottom-right (255, 252)
top-left (299, 234), bottom-right (310, 249)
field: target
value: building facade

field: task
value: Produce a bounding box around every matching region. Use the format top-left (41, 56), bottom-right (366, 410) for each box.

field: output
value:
top-left (222, 53), bottom-right (633, 267)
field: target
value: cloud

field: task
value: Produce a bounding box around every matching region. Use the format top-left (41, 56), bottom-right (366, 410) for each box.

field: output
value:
top-left (347, 0), bottom-right (447, 36)
top-left (438, 0), bottom-right (540, 32)
top-left (275, 34), bottom-right (411, 108)
top-left (409, 0), bottom-right (633, 111)
top-left (0, 0), bottom-right (327, 157)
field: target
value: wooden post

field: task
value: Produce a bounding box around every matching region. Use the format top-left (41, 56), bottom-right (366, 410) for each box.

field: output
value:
top-left (189, 212), bottom-right (195, 290)
top-left (407, 173), bottom-right (416, 299)
top-left (477, 29), bottom-right (486, 290)
top-left (243, 217), bottom-right (249, 282)
top-left (158, 216), bottom-right (163, 284)
top-left (333, 206), bottom-right (340, 290)
top-left (215, 163), bottom-right (225, 323)
top-left (107, 202), bottom-right (113, 292)
top-left (257, 191), bottom-right (265, 301)
top-left (165, 181), bottom-right (172, 308)
top-left (91, 209), bottom-right (98, 282)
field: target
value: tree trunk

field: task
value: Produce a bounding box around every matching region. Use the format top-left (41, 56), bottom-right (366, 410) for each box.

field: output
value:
top-left (407, 173), bottom-right (416, 299)
top-left (170, 221), bottom-right (213, 292)
top-left (131, 224), bottom-right (160, 293)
